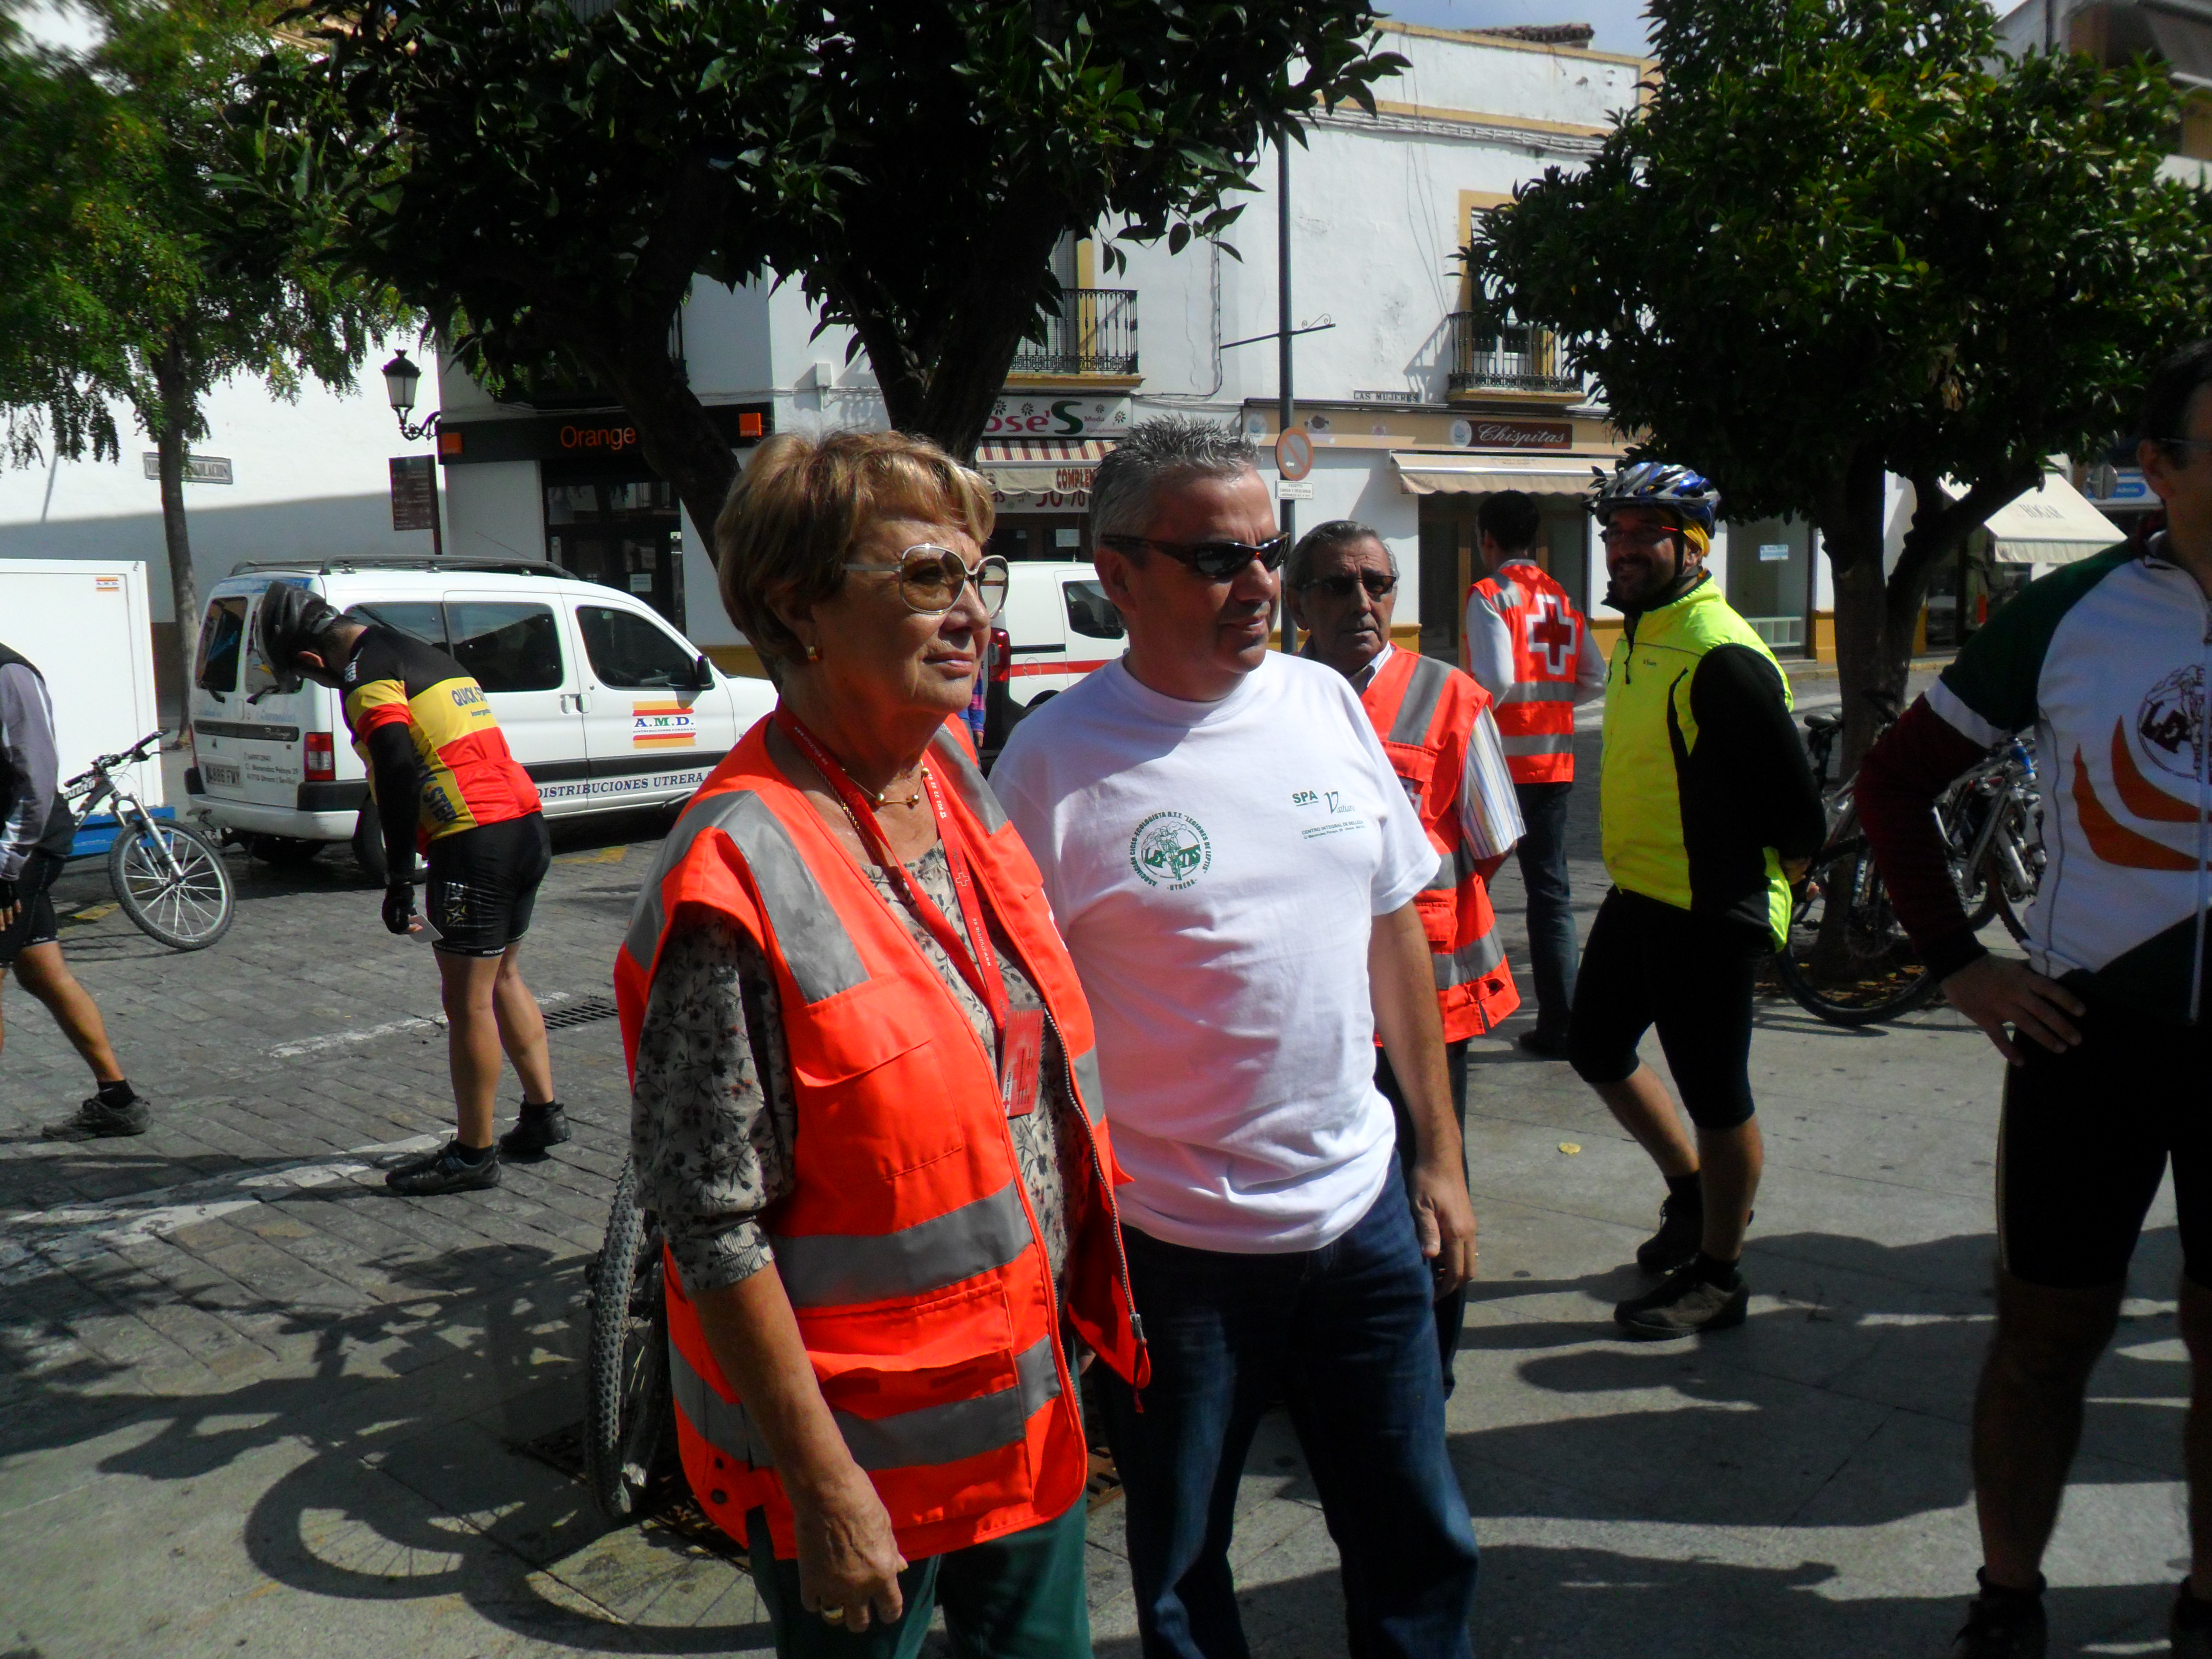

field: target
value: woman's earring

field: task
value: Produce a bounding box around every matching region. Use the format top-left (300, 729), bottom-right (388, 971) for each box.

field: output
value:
top-left (804, 643), bottom-right (822, 663)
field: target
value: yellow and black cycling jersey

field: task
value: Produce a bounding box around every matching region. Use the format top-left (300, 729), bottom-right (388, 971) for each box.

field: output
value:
top-left (339, 625), bottom-right (540, 847)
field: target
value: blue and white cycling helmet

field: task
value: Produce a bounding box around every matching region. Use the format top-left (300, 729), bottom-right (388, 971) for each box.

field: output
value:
top-left (1589, 461), bottom-right (1721, 536)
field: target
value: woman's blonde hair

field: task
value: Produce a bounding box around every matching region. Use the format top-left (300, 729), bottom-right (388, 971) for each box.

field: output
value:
top-left (714, 430), bottom-right (996, 667)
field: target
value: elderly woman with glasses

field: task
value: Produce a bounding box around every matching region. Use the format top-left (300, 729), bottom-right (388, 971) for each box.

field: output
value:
top-left (616, 430), bottom-right (1147, 1657)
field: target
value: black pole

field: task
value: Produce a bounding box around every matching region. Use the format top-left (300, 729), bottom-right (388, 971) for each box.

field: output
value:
top-left (429, 457), bottom-right (444, 559)
top-left (1278, 138), bottom-right (1295, 654)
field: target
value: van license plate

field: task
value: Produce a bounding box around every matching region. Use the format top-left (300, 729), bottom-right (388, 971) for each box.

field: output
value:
top-left (202, 762), bottom-right (240, 788)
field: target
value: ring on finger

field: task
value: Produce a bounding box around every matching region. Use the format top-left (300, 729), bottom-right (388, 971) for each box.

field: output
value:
top-left (821, 1607), bottom-right (846, 1624)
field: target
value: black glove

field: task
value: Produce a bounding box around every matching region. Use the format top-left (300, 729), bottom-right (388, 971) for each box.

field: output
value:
top-left (0, 879), bottom-right (15, 912)
top-left (381, 881), bottom-right (418, 935)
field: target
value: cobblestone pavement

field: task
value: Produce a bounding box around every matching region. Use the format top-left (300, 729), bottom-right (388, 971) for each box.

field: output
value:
top-left (0, 707), bottom-right (2196, 1657)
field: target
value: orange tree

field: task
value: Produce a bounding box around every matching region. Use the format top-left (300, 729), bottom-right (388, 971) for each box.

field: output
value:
top-left (254, 1), bottom-right (1405, 540)
top-left (1466, 0), bottom-right (2212, 765)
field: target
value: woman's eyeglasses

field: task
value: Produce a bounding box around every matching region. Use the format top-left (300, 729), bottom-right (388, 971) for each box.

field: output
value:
top-left (1098, 533), bottom-right (1291, 582)
top-left (842, 546), bottom-right (1010, 618)
top-left (1302, 571), bottom-right (1397, 599)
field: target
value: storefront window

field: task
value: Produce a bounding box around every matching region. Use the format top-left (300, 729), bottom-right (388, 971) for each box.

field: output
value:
top-left (543, 461), bottom-right (685, 630)
top-left (1723, 516), bottom-right (1813, 657)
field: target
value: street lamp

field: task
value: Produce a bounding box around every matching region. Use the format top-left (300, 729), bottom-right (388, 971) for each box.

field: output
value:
top-left (381, 350), bottom-right (439, 441)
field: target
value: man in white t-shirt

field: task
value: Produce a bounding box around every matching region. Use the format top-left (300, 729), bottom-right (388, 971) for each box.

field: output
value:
top-left (992, 417), bottom-right (1481, 1659)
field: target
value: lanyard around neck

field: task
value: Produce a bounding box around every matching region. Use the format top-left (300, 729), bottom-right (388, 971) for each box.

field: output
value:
top-left (774, 707), bottom-right (1010, 1037)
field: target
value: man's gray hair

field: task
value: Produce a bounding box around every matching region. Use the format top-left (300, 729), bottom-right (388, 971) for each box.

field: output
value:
top-left (1090, 416), bottom-right (1259, 543)
top-left (1285, 519), bottom-right (1396, 592)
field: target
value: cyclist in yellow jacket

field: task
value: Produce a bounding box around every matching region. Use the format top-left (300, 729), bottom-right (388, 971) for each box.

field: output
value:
top-left (1571, 463), bottom-right (1825, 1337)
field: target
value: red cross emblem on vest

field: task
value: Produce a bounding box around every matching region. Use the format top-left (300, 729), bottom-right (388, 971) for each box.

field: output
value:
top-left (1524, 592), bottom-right (1576, 677)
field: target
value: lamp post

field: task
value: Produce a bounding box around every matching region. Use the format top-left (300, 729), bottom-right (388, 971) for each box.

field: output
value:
top-left (381, 351), bottom-right (443, 557)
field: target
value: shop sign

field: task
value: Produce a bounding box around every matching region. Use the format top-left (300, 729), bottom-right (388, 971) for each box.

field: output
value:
top-left (438, 402), bottom-right (771, 465)
top-left (987, 395), bottom-right (1132, 439)
top-left (2083, 464), bottom-right (2151, 506)
top-left (992, 487), bottom-right (1090, 511)
top-left (1758, 542), bottom-right (1790, 563)
top-left (1447, 418), bottom-right (1572, 451)
top-left (389, 456), bottom-right (438, 531)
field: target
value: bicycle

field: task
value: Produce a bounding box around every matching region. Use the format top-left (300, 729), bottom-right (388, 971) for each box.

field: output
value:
top-left (65, 732), bottom-right (236, 952)
top-left (584, 1156), bottom-right (674, 1523)
top-left (1771, 706), bottom-right (2042, 1026)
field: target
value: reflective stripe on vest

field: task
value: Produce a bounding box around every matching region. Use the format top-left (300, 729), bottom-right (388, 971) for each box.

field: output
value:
top-left (1359, 651), bottom-right (1519, 1040)
top-left (1473, 564), bottom-right (1582, 784)
top-left (623, 786), bottom-right (867, 1003)
top-left (670, 1330), bottom-right (1062, 1472)
top-left (769, 1178), bottom-right (1032, 1308)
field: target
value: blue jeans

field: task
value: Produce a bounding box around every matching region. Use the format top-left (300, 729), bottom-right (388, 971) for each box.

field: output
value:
top-left (1100, 1160), bottom-right (1479, 1659)
top-left (1376, 1038), bottom-right (1471, 1397)
top-left (1513, 781), bottom-right (1578, 1039)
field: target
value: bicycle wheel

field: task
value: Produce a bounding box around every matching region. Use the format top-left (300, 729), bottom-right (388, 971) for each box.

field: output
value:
top-left (1772, 838), bottom-right (1941, 1026)
top-left (109, 820), bottom-right (235, 950)
top-left (585, 1158), bottom-right (673, 1525)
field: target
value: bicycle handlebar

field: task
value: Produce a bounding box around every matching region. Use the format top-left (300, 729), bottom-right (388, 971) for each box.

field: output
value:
top-left (62, 730), bottom-right (166, 792)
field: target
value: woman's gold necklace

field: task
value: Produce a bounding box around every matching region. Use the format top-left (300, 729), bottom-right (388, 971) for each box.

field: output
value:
top-left (858, 772), bottom-right (925, 811)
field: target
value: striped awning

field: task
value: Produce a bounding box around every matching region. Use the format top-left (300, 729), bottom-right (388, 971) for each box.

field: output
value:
top-left (975, 437), bottom-right (1112, 497)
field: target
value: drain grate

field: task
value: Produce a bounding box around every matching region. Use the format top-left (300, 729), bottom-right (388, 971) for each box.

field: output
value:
top-left (517, 1419), bottom-right (748, 1566)
top-left (542, 994), bottom-right (620, 1031)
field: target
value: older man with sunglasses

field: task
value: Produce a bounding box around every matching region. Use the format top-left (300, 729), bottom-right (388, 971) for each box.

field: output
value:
top-left (1286, 519), bottom-right (1522, 1401)
top-left (992, 419), bottom-right (1482, 1659)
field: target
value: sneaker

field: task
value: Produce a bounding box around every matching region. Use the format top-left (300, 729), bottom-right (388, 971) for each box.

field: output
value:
top-left (1517, 1029), bottom-right (1573, 1059)
top-left (385, 1141), bottom-right (501, 1196)
top-left (1947, 1579), bottom-right (2046, 1658)
top-left (1614, 1261), bottom-right (1750, 1339)
top-left (1634, 1193), bottom-right (1705, 1274)
top-left (498, 1103), bottom-right (570, 1159)
top-left (2174, 1581), bottom-right (2212, 1658)
top-left (47, 1094), bottom-right (150, 1138)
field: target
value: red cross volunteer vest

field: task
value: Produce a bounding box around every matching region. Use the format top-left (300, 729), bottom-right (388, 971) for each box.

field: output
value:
top-left (1360, 651), bottom-right (1520, 1041)
top-left (1470, 561), bottom-right (1584, 784)
top-left (614, 716), bottom-right (1148, 1562)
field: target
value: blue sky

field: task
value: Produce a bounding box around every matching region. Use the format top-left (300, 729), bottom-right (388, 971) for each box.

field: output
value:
top-left (1380, 1), bottom-right (2006, 58)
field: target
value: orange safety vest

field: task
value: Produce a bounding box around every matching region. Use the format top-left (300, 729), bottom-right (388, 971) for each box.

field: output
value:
top-left (1359, 651), bottom-right (1520, 1041)
top-left (1468, 560), bottom-right (1584, 785)
top-left (614, 716), bottom-right (1148, 1564)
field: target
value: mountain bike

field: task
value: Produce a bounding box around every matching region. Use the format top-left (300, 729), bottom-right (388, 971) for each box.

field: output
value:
top-left (584, 1156), bottom-right (674, 1523)
top-left (1772, 708), bottom-right (2042, 1026)
top-left (65, 732), bottom-right (235, 951)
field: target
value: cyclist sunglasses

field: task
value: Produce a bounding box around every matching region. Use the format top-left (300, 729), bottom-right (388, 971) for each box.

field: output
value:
top-left (1303, 571), bottom-right (1397, 599)
top-left (1098, 533), bottom-right (1291, 581)
top-left (841, 546), bottom-right (1010, 618)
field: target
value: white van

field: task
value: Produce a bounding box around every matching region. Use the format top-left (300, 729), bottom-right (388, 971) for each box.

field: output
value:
top-left (983, 560), bottom-right (1122, 752)
top-left (185, 557), bottom-right (775, 866)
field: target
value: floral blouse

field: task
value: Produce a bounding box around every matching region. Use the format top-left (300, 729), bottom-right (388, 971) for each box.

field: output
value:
top-left (630, 842), bottom-right (1087, 1299)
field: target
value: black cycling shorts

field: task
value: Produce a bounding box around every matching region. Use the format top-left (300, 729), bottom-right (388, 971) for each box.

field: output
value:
top-left (0, 850), bottom-right (64, 966)
top-left (1568, 887), bottom-right (1767, 1131)
top-left (1999, 999), bottom-right (2212, 1290)
top-left (424, 813), bottom-right (551, 959)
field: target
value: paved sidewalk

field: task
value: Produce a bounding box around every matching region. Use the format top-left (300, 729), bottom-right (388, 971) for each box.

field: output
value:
top-left (0, 752), bottom-right (2190, 1658)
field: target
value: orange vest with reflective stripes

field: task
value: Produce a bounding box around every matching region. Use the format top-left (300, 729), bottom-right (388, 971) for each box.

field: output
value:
top-left (1359, 651), bottom-right (1520, 1042)
top-left (1469, 561), bottom-right (1584, 785)
top-left (614, 717), bottom-right (1148, 1563)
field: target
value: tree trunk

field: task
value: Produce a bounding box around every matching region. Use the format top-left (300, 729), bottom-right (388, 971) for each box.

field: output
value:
top-left (1816, 441), bottom-right (1902, 776)
top-left (592, 339), bottom-right (740, 569)
top-left (151, 343), bottom-right (202, 739)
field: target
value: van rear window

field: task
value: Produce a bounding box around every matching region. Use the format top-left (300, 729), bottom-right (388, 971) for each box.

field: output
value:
top-left (197, 598), bottom-right (248, 693)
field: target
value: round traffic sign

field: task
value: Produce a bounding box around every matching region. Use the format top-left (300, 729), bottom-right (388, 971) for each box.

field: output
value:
top-left (1275, 429), bottom-right (1314, 482)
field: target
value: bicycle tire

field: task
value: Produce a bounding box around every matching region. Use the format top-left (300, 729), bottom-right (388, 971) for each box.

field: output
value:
top-left (109, 821), bottom-right (235, 950)
top-left (1772, 839), bottom-right (1941, 1027)
top-left (584, 1158), bottom-right (672, 1525)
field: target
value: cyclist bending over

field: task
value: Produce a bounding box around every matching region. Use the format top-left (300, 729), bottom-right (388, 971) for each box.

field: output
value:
top-left (257, 585), bottom-right (566, 1196)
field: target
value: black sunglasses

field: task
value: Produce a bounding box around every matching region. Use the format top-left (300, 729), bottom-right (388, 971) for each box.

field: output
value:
top-left (1303, 571), bottom-right (1397, 599)
top-left (1099, 533), bottom-right (1291, 581)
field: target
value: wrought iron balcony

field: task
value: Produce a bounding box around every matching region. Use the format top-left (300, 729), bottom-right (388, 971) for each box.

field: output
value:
top-left (1009, 289), bottom-right (1139, 378)
top-left (1446, 313), bottom-right (1580, 396)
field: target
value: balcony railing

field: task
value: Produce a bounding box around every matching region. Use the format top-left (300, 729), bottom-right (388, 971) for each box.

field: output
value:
top-left (1009, 289), bottom-right (1138, 378)
top-left (1446, 313), bottom-right (1580, 396)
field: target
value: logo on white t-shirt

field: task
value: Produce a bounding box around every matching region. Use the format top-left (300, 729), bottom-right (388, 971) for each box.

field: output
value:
top-left (1129, 811), bottom-right (1211, 889)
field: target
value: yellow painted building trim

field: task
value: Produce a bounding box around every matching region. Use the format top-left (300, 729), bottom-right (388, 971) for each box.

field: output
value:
top-left (1380, 20), bottom-right (1651, 69)
top-left (1365, 97), bottom-right (1612, 141)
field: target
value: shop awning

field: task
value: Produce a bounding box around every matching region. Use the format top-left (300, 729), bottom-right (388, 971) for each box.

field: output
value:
top-left (1392, 451), bottom-right (1612, 496)
top-left (1980, 472), bottom-right (2124, 567)
top-left (975, 437), bottom-right (1112, 498)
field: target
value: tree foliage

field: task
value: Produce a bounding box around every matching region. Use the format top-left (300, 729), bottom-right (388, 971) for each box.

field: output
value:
top-left (253, 0), bottom-right (1405, 540)
top-left (0, 0), bottom-right (406, 699)
top-left (1466, 0), bottom-right (2212, 759)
